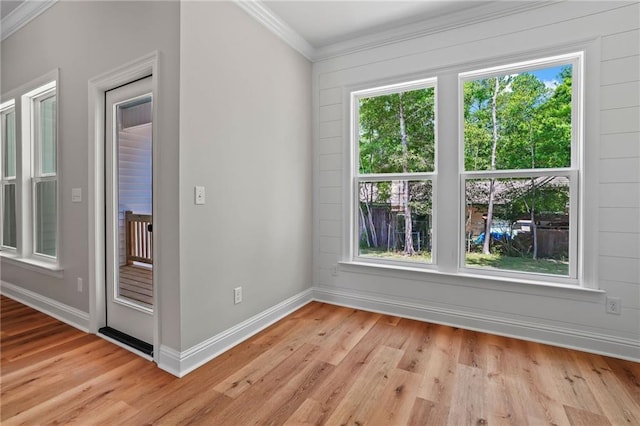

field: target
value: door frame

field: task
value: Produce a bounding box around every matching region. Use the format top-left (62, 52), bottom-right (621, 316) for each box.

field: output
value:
top-left (88, 52), bottom-right (159, 362)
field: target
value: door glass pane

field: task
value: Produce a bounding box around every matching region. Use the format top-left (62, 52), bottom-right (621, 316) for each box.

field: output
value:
top-left (35, 179), bottom-right (57, 256)
top-left (3, 111), bottom-right (16, 178)
top-left (40, 95), bottom-right (57, 175)
top-left (2, 183), bottom-right (16, 248)
top-left (116, 97), bottom-right (153, 307)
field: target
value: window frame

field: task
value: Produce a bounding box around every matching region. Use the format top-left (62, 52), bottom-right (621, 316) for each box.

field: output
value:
top-left (25, 82), bottom-right (58, 260)
top-left (458, 52), bottom-right (583, 285)
top-left (344, 47), bottom-right (593, 289)
top-left (1, 100), bottom-right (17, 251)
top-left (350, 77), bottom-right (438, 269)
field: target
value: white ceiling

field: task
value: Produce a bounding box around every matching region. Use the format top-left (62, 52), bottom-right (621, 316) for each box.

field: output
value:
top-left (263, 0), bottom-right (484, 48)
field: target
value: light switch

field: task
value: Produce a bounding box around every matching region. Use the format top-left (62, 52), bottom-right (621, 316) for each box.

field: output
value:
top-left (72, 188), bottom-right (82, 203)
top-left (195, 186), bottom-right (205, 205)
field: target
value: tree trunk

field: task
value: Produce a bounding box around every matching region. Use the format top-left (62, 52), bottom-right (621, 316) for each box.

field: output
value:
top-left (483, 77), bottom-right (500, 255)
top-left (364, 184), bottom-right (378, 247)
top-left (359, 204), bottom-right (370, 247)
top-left (398, 93), bottom-right (415, 256)
top-left (529, 122), bottom-right (538, 260)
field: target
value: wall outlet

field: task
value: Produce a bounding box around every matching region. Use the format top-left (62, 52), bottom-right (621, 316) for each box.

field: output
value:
top-left (77, 277), bottom-right (83, 293)
top-left (331, 265), bottom-right (339, 276)
top-left (234, 287), bottom-right (242, 304)
top-left (605, 296), bottom-right (621, 315)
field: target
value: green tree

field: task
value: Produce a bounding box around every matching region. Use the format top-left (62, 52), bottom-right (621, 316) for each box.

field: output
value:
top-left (359, 87), bottom-right (435, 255)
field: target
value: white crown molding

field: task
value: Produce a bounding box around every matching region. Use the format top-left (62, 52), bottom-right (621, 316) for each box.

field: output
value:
top-left (233, 0), bottom-right (316, 61)
top-left (234, 1), bottom-right (560, 62)
top-left (313, 1), bottom-right (559, 61)
top-left (1, 0), bottom-right (57, 41)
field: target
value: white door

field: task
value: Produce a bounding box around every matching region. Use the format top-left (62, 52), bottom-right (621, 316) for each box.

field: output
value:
top-left (103, 77), bottom-right (154, 351)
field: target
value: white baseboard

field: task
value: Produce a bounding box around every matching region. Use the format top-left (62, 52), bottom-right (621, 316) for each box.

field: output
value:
top-left (0, 280), bottom-right (90, 332)
top-left (158, 288), bottom-right (314, 378)
top-left (313, 286), bottom-right (640, 363)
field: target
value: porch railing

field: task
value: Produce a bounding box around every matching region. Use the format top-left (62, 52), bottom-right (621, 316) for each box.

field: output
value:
top-left (125, 211), bottom-right (152, 264)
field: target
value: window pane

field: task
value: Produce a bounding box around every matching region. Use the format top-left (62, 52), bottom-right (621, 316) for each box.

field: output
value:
top-left (464, 176), bottom-right (570, 276)
top-left (35, 180), bottom-right (57, 257)
top-left (40, 95), bottom-right (57, 175)
top-left (358, 180), bottom-right (432, 263)
top-left (463, 64), bottom-right (572, 171)
top-left (2, 183), bottom-right (16, 248)
top-left (3, 111), bottom-right (16, 178)
top-left (359, 87), bottom-right (435, 174)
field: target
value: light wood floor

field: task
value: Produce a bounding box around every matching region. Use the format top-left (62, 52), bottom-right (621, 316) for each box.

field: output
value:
top-left (1, 296), bottom-right (638, 425)
top-left (119, 264), bottom-right (153, 306)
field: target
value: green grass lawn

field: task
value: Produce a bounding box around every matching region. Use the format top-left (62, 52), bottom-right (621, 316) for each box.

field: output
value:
top-left (359, 248), bottom-right (568, 275)
top-left (359, 248), bottom-right (432, 263)
top-left (465, 252), bottom-right (569, 275)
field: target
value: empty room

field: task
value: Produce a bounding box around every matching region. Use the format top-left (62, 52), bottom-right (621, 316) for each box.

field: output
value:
top-left (1, 0), bottom-right (638, 424)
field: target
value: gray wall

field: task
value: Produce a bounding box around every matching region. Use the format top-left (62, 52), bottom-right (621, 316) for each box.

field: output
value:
top-left (179, 1), bottom-right (313, 349)
top-left (0, 1), bottom-right (182, 349)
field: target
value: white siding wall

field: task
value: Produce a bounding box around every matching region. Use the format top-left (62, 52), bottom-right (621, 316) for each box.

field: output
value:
top-left (313, 1), bottom-right (639, 360)
top-left (118, 124), bottom-right (152, 266)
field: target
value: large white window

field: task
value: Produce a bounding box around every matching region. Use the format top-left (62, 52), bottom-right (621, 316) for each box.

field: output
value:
top-left (351, 79), bottom-right (437, 267)
top-left (460, 52), bottom-right (582, 283)
top-left (349, 51), bottom-right (584, 285)
top-left (1, 100), bottom-right (17, 249)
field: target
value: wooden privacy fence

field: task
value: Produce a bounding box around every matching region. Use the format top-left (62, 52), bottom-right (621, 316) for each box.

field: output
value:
top-left (125, 211), bottom-right (152, 264)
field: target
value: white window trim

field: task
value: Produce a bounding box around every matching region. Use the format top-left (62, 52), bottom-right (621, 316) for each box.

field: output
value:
top-left (343, 41), bottom-right (599, 291)
top-left (1, 99), bottom-right (17, 251)
top-left (350, 77), bottom-right (438, 269)
top-left (457, 51), bottom-right (583, 286)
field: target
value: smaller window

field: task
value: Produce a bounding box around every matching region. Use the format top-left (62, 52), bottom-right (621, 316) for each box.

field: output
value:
top-left (31, 87), bottom-right (57, 258)
top-left (352, 79), bottom-right (437, 266)
top-left (1, 100), bottom-right (17, 249)
top-left (21, 80), bottom-right (58, 260)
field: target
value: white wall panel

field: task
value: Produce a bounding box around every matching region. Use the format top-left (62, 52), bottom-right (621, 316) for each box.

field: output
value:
top-left (318, 153), bottom-right (342, 171)
top-left (600, 81), bottom-right (640, 110)
top-left (318, 136), bottom-right (342, 155)
top-left (601, 107), bottom-right (640, 134)
top-left (600, 132), bottom-right (640, 159)
top-left (599, 183), bottom-right (640, 207)
top-left (601, 55), bottom-right (640, 86)
top-left (599, 232), bottom-right (640, 259)
top-left (601, 29), bottom-right (640, 60)
top-left (600, 158), bottom-right (640, 182)
top-left (600, 207), bottom-right (640, 233)
top-left (600, 256), bottom-right (640, 284)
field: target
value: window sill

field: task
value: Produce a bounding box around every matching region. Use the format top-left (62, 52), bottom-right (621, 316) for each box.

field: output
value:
top-left (0, 252), bottom-right (63, 278)
top-left (338, 260), bottom-right (604, 298)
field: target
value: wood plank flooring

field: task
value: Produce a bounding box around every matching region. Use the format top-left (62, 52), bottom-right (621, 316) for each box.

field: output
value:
top-left (119, 264), bottom-right (153, 306)
top-left (1, 295), bottom-right (639, 425)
